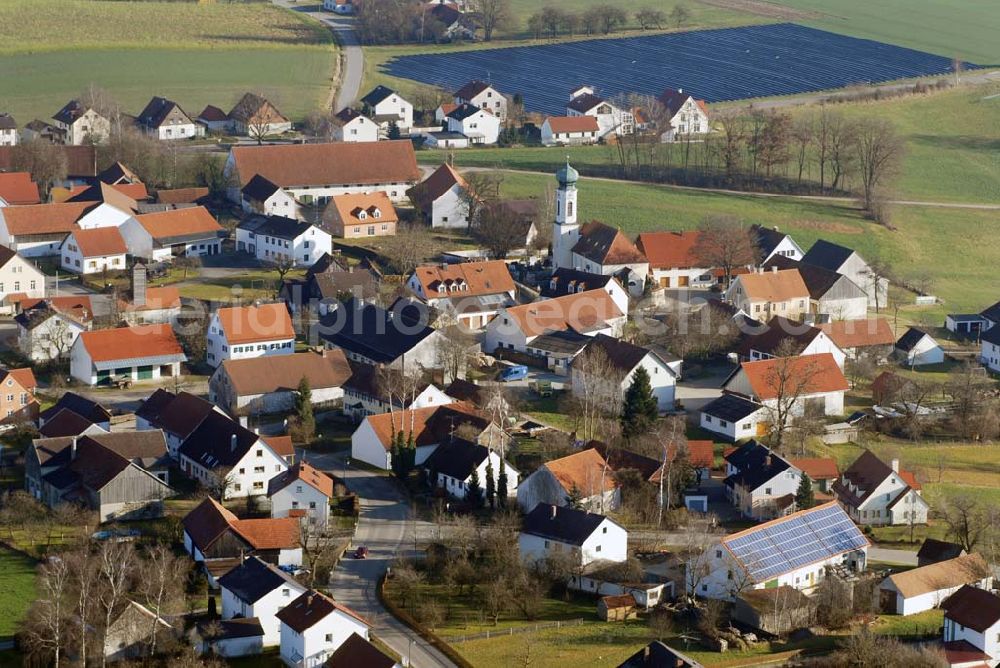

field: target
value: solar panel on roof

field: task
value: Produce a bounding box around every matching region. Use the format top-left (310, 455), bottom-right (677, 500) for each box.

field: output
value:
top-left (725, 504), bottom-right (866, 582)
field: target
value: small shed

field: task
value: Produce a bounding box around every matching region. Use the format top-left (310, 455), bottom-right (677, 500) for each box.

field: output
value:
top-left (598, 593), bottom-right (637, 622)
top-left (894, 327), bottom-right (944, 367)
top-left (195, 617), bottom-right (264, 658)
top-left (879, 553), bottom-right (991, 616)
top-left (945, 314), bottom-right (989, 337)
top-left (732, 586), bottom-right (813, 635)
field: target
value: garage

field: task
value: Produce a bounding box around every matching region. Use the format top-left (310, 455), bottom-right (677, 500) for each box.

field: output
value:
top-left (137, 366), bottom-right (153, 380)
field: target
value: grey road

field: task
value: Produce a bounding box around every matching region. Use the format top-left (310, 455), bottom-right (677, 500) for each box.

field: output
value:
top-left (303, 449), bottom-right (457, 668)
top-left (868, 546), bottom-right (918, 566)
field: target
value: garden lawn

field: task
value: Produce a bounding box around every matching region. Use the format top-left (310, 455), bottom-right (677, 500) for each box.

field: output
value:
top-left (0, 0), bottom-right (336, 124)
top-left (0, 546), bottom-right (36, 637)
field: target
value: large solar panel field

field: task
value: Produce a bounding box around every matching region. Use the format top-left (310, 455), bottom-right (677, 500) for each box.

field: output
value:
top-left (384, 23), bottom-right (982, 114)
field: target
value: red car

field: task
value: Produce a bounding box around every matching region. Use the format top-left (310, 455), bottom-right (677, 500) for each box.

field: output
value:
top-left (354, 546), bottom-right (369, 559)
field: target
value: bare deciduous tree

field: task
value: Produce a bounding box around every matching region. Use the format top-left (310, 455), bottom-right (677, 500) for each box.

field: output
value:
top-left (98, 541), bottom-right (137, 668)
top-left (762, 340), bottom-right (824, 452)
top-left (691, 214), bottom-right (758, 289)
top-left (140, 544), bottom-right (187, 656)
top-left (22, 555), bottom-right (72, 667)
top-left (853, 116), bottom-right (905, 215)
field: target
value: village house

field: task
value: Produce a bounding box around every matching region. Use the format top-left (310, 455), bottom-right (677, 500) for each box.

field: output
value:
top-left (517, 447), bottom-right (620, 513)
top-left (0, 201), bottom-right (96, 257)
top-left (726, 268), bottom-right (811, 322)
top-left (407, 163), bottom-right (471, 229)
top-left (767, 256), bottom-right (869, 321)
top-left (228, 92), bottom-right (292, 137)
top-left (197, 105), bottom-right (231, 133)
top-left (817, 317), bottom-right (896, 361)
top-left (235, 215), bottom-right (332, 267)
top-left (276, 590), bottom-right (371, 668)
top-left (895, 327), bottom-right (945, 367)
top-left (15, 295), bottom-right (92, 362)
top-left (136, 97), bottom-right (201, 140)
top-left (619, 642), bottom-right (703, 668)
top-left (326, 633), bottom-right (401, 668)
top-left (196, 618), bottom-right (265, 658)
top-left (177, 411), bottom-right (291, 499)
top-left (219, 556), bottom-right (308, 646)
top-left (752, 225), bottom-right (805, 264)
top-left (945, 300), bottom-right (1000, 338)
top-left (406, 260), bottom-right (516, 329)
top-left (723, 441), bottom-right (803, 520)
top-left (0, 367), bottom-right (37, 423)
top-left (27, 431), bottom-right (172, 522)
top-left (0, 172), bottom-right (39, 205)
top-left (423, 130), bottom-right (469, 149)
top-left (657, 88), bottom-right (711, 141)
top-left (833, 450), bottom-right (929, 526)
top-left (322, 193), bottom-right (398, 241)
top-left (801, 239), bottom-right (888, 311)
top-left (690, 501), bottom-right (868, 600)
top-left (591, 439), bottom-right (714, 499)
top-left (136, 389), bottom-right (221, 459)
top-left (699, 392), bottom-right (768, 441)
top-left (941, 585), bottom-right (1000, 667)
top-left (636, 230), bottom-right (714, 290)
top-left (103, 600), bottom-right (175, 662)
top-left (445, 103), bottom-right (501, 144)
top-left (36, 409), bottom-right (107, 440)
top-left (281, 266), bottom-right (381, 318)
top-left (268, 462), bottom-right (334, 528)
top-left (38, 392), bottom-right (112, 432)
top-left (424, 437), bottom-right (518, 501)
top-left (425, 1), bottom-right (476, 40)
top-left (240, 175), bottom-right (300, 220)
top-left (51, 99), bottom-right (110, 145)
top-left (69, 324), bottom-right (186, 386)
top-left (118, 275), bottom-right (182, 326)
top-left (59, 226), bottom-right (127, 274)
top-left (0, 114), bottom-right (18, 147)
top-left (332, 108), bottom-right (380, 143)
top-left (0, 245), bottom-right (46, 311)
top-left (880, 554), bottom-right (991, 616)
top-left (454, 80), bottom-right (507, 121)
top-left (736, 316), bottom-right (847, 369)
top-left (340, 362), bottom-right (452, 422)
top-left (566, 86), bottom-right (633, 137)
top-left (568, 221), bottom-right (649, 295)
top-left (224, 141), bottom-right (421, 204)
top-left (182, 497), bottom-right (301, 572)
top-left (206, 303), bottom-right (295, 368)
top-left (541, 269), bottom-right (630, 317)
top-left (980, 326), bottom-right (1000, 373)
top-left (360, 85), bottom-right (413, 133)
top-left (320, 299), bottom-right (446, 374)
top-left (790, 456), bottom-right (839, 495)
top-left (120, 206), bottom-right (224, 260)
top-left (153, 187), bottom-right (210, 206)
top-left (572, 334), bottom-right (679, 411)
top-left (541, 116), bottom-right (601, 146)
top-left (484, 288), bottom-right (626, 355)
top-left (519, 503), bottom-right (628, 568)
top-left (350, 403), bottom-right (496, 470)
top-left (209, 348), bottom-right (351, 415)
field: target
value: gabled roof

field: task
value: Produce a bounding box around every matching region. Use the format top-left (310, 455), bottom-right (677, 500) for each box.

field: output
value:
top-left (66, 181), bottom-right (140, 211)
top-left (120, 286), bottom-right (182, 313)
top-left (701, 392), bottom-right (763, 421)
top-left (885, 554), bottom-right (988, 598)
top-left (241, 174), bottom-right (282, 202)
top-left (412, 260), bottom-right (514, 299)
top-left (39, 392), bottom-right (111, 425)
top-left (333, 107), bottom-right (370, 125)
top-left (407, 163), bottom-right (468, 212)
top-left (215, 303), bottom-right (294, 345)
top-left (942, 585), bottom-right (1000, 632)
top-left (267, 461), bottom-right (334, 498)
top-left (454, 80), bottom-right (495, 100)
top-left (736, 316), bottom-right (824, 359)
top-left (832, 450), bottom-right (921, 508)
top-left (218, 555), bottom-right (302, 604)
top-left (0, 113), bottom-right (16, 131)
top-left (658, 88), bottom-right (708, 117)
top-left (578, 333), bottom-right (663, 376)
top-left (230, 141), bottom-right (421, 189)
top-left (0, 201), bottom-right (96, 236)
top-left (218, 349), bottom-right (351, 398)
top-left (801, 239), bottom-right (856, 271)
top-left (544, 116), bottom-right (600, 133)
top-left (134, 206), bottom-right (223, 243)
top-left (619, 640), bottom-right (703, 668)
top-left (198, 105), bottom-right (229, 122)
top-left (320, 299), bottom-right (436, 364)
top-left (817, 318), bottom-right (895, 350)
top-left (636, 230), bottom-right (704, 270)
top-left (446, 102), bottom-right (486, 121)
top-left (53, 99), bottom-right (95, 125)
top-left (363, 404), bottom-right (488, 451)
top-left (895, 327), bottom-right (935, 353)
top-left (540, 268), bottom-right (616, 300)
top-left (734, 269), bottom-right (809, 302)
top-left (228, 92), bottom-right (288, 125)
top-left (750, 225), bottom-right (790, 258)
top-left (361, 85), bottom-right (400, 107)
top-left (980, 300), bottom-right (1000, 324)
top-left (137, 96), bottom-right (191, 129)
top-left (183, 496), bottom-right (299, 552)
top-left (178, 410), bottom-right (265, 470)
top-left (325, 191), bottom-right (398, 227)
top-left (790, 457), bottom-right (838, 481)
top-left (567, 92), bottom-right (607, 113)
top-left (236, 214), bottom-right (315, 241)
top-left (15, 295), bottom-right (93, 329)
top-left (77, 324), bottom-right (186, 368)
top-left (182, 497), bottom-right (246, 551)
top-left (521, 503), bottom-right (614, 546)
top-left (725, 446), bottom-right (791, 494)
top-left (66, 226), bottom-right (127, 257)
top-left (33, 430), bottom-right (168, 472)
top-left (729, 353), bottom-right (848, 401)
top-left (276, 590), bottom-right (368, 633)
top-left (980, 326), bottom-right (1000, 347)
top-left (37, 408), bottom-right (103, 438)
top-left (136, 390), bottom-right (216, 440)
top-left (0, 173), bottom-right (41, 205)
top-left (155, 187), bottom-right (210, 205)
top-left (0, 367), bottom-right (36, 392)
top-left (916, 538), bottom-right (965, 564)
top-left (501, 288), bottom-right (623, 338)
top-left (572, 221), bottom-right (646, 266)
top-left (542, 448), bottom-right (616, 496)
top-left (327, 633), bottom-right (398, 668)
top-left (424, 438), bottom-right (491, 481)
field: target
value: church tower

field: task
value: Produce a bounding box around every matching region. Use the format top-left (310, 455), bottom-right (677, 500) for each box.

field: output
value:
top-left (552, 161), bottom-right (579, 270)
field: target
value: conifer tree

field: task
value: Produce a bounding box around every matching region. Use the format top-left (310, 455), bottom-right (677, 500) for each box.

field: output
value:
top-left (497, 458), bottom-right (508, 509)
top-left (621, 366), bottom-right (659, 441)
top-left (467, 466), bottom-right (484, 508)
top-left (485, 458), bottom-right (496, 509)
top-left (796, 474), bottom-right (815, 510)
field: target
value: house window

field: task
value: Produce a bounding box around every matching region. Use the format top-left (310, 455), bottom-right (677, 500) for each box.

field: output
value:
top-left (595, 545), bottom-right (601, 552)
top-left (254, 466), bottom-right (265, 473)
top-left (256, 450), bottom-right (263, 457)
top-left (602, 527), bottom-right (607, 533)
top-left (765, 487), bottom-right (772, 495)
top-left (234, 483), bottom-right (242, 491)
top-left (719, 420), bottom-right (728, 428)
top-left (296, 485), bottom-right (303, 493)
top-left (715, 550), bottom-right (722, 559)
top-left (292, 501), bottom-right (299, 509)
top-left (704, 416), bottom-right (712, 423)
top-left (282, 588), bottom-right (290, 597)
top-left (325, 634), bottom-right (333, 643)
top-left (252, 481), bottom-right (264, 490)
top-left (309, 501), bottom-right (316, 509)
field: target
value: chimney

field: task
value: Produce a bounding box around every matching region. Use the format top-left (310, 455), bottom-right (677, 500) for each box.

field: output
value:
top-left (772, 225), bottom-right (780, 232)
top-left (71, 436), bottom-right (78, 460)
top-left (771, 265), bottom-right (778, 273)
top-left (891, 459), bottom-right (899, 473)
top-left (765, 454), bottom-right (771, 467)
top-left (644, 645), bottom-right (651, 660)
top-left (254, 427), bottom-right (259, 435)
top-left (231, 434), bottom-right (237, 451)
top-left (239, 415), bottom-right (248, 428)
top-left (132, 262), bottom-right (147, 307)
top-left (678, 88), bottom-right (683, 94)
top-left (550, 505), bottom-right (557, 519)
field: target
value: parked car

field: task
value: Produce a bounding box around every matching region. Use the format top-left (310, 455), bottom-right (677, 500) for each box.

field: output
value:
top-left (354, 546), bottom-right (369, 559)
top-left (498, 364), bottom-right (528, 382)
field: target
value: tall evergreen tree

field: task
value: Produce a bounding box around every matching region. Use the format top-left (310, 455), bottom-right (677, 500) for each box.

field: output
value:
top-left (295, 375), bottom-right (316, 442)
top-left (497, 458), bottom-right (508, 509)
top-left (566, 483), bottom-right (584, 509)
top-left (485, 458), bottom-right (496, 509)
top-left (796, 474), bottom-right (815, 510)
top-left (390, 429), bottom-right (404, 480)
top-left (621, 366), bottom-right (659, 441)
top-left (467, 466), bottom-right (484, 508)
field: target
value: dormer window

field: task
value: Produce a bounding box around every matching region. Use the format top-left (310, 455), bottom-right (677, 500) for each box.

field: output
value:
top-left (549, 279), bottom-right (557, 291)
top-left (358, 210), bottom-right (367, 220)
top-left (437, 284), bottom-right (446, 293)
top-left (372, 208), bottom-right (381, 218)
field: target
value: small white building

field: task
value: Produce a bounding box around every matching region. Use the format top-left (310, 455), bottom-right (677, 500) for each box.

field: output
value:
top-left (726, 269), bottom-right (811, 323)
top-left (736, 315), bottom-right (847, 369)
top-left (276, 590), bottom-right (370, 668)
top-left (103, 601), bottom-right (174, 662)
top-left (0, 245), bottom-right (46, 311)
top-left (423, 131), bottom-right (470, 149)
top-left (332, 108), bottom-right (379, 143)
top-left (942, 585), bottom-right (1000, 667)
top-left (267, 462), bottom-right (334, 529)
top-left (197, 619), bottom-right (265, 659)
top-left (219, 556), bottom-right (309, 646)
top-left (206, 303), bottom-right (295, 369)
top-left (360, 85), bottom-right (413, 133)
top-left (572, 333), bottom-right (679, 412)
top-left (235, 216), bottom-right (332, 268)
top-left (446, 103), bottom-right (501, 145)
top-left (136, 97), bottom-right (201, 141)
top-left (120, 207), bottom-right (224, 261)
top-left (801, 239), bottom-right (888, 312)
top-left (541, 116), bottom-right (600, 147)
top-left (699, 393), bottom-right (767, 441)
top-left (424, 438), bottom-right (518, 501)
top-left (895, 327), bottom-right (945, 367)
top-left (407, 163), bottom-right (471, 229)
top-left (454, 81), bottom-right (507, 122)
top-left (241, 175), bottom-right (301, 220)
top-left (0, 114), bottom-right (18, 147)
top-left (15, 297), bottom-right (92, 363)
top-left (981, 327), bottom-right (1000, 373)
top-left (636, 230), bottom-right (715, 290)
top-left (52, 100), bottom-right (110, 145)
top-left (833, 450), bottom-right (929, 527)
top-left (518, 504), bottom-right (628, 568)
top-left (880, 554), bottom-right (991, 616)
top-left (753, 225), bottom-right (805, 265)
top-left (516, 448), bottom-right (620, 514)
top-left (69, 324), bottom-right (186, 386)
top-left (59, 227), bottom-right (127, 275)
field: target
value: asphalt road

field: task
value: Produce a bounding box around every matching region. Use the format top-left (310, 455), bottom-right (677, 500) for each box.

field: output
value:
top-left (304, 449), bottom-right (457, 668)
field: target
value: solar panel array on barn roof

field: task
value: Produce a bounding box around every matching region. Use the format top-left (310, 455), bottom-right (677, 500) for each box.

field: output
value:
top-left (722, 502), bottom-right (868, 583)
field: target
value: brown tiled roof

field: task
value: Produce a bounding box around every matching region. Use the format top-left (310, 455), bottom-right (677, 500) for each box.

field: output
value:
top-left (408, 163), bottom-right (468, 212)
top-left (600, 593), bottom-right (636, 609)
top-left (572, 221), bottom-right (646, 266)
top-left (134, 206), bottom-right (222, 241)
top-left (67, 181), bottom-right (140, 212)
top-left (833, 450), bottom-right (921, 507)
top-left (78, 324), bottom-right (185, 363)
top-left (0, 173), bottom-right (40, 205)
top-left (37, 409), bottom-right (98, 438)
top-left (437, 102), bottom-right (458, 117)
top-left (275, 590), bottom-right (368, 633)
top-left (817, 318), bottom-right (895, 350)
top-left (232, 517), bottom-right (300, 550)
top-left (736, 316), bottom-right (823, 359)
top-left (327, 633), bottom-right (396, 668)
top-left (412, 260), bottom-right (514, 298)
top-left (0, 367), bottom-right (37, 391)
top-left (886, 554), bottom-right (988, 598)
top-left (0, 201), bottom-right (95, 236)
top-left (325, 192), bottom-right (398, 228)
top-left (68, 226), bottom-right (127, 257)
top-left (364, 404), bottom-right (486, 450)
top-left (267, 461), bottom-right (334, 498)
top-left (636, 230), bottom-right (703, 270)
top-left (135, 390), bottom-right (215, 440)
top-left (943, 585), bottom-right (1000, 632)
top-left (502, 289), bottom-right (623, 338)
top-left (543, 448), bottom-right (616, 495)
top-left (216, 303), bottom-right (294, 345)
top-left (229, 140), bottom-right (420, 188)
top-left (120, 286), bottom-right (181, 312)
top-left (182, 497), bottom-right (245, 551)
top-left (155, 187), bottom-right (210, 205)
top-left (736, 269), bottom-right (809, 302)
top-left (264, 435), bottom-right (295, 458)
top-left (735, 353), bottom-right (848, 401)
top-left (942, 640), bottom-right (991, 666)
top-left (218, 349), bottom-right (351, 396)
top-left (545, 116), bottom-right (599, 133)
top-left (454, 80), bottom-right (494, 100)
top-left (790, 457), bottom-right (838, 480)
top-left (198, 105), bottom-right (229, 122)
top-left (228, 93), bottom-right (288, 125)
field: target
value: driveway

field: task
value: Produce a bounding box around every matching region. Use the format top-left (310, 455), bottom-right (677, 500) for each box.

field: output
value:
top-left (676, 363), bottom-right (734, 414)
top-left (868, 546), bottom-right (918, 566)
top-left (301, 449), bottom-right (457, 668)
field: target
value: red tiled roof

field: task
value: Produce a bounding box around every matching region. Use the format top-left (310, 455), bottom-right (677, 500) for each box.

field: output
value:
top-left (135, 206), bottom-right (222, 241)
top-left (68, 226), bottom-right (127, 257)
top-left (268, 461), bottom-right (334, 497)
top-left (156, 187), bottom-right (210, 205)
top-left (121, 286), bottom-right (181, 312)
top-left (502, 288), bottom-right (623, 338)
top-left (817, 318), bottom-right (895, 350)
top-left (544, 448), bottom-right (616, 495)
top-left (636, 230), bottom-right (703, 269)
top-left (78, 324), bottom-right (184, 363)
top-left (0, 367), bottom-right (37, 391)
top-left (0, 201), bottom-right (95, 236)
top-left (545, 116), bottom-right (599, 133)
top-left (790, 457), bottom-right (838, 480)
top-left (736, 269), bottom-right (809, 302)
top-left (232, 517), bottom-right (300, 550)
top-left (0, 173), bottom-right (40, 205)
top-left (215, 303), bottom-right (294, 345)
top-left (364, 404), bottom-right (486, 450)
top-left (412, 260), bottom-right (515, 298)
top-left (573, 221), bottom-right (646, 266)
top-left (263, 435), bottom-right (295, 458)
top-left (735, 353), bottom-right (848, 401)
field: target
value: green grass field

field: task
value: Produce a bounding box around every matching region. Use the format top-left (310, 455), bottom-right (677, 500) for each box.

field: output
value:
top-left (0, 546), bottom-right (36, 637)
top-left (0, 0), bottom-right (336, 125)
top-left (768, 0), bottom-right (1000, 63)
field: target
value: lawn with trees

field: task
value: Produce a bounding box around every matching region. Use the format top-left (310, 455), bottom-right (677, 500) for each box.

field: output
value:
top-left (0, 546), bottom-right (36, 637)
